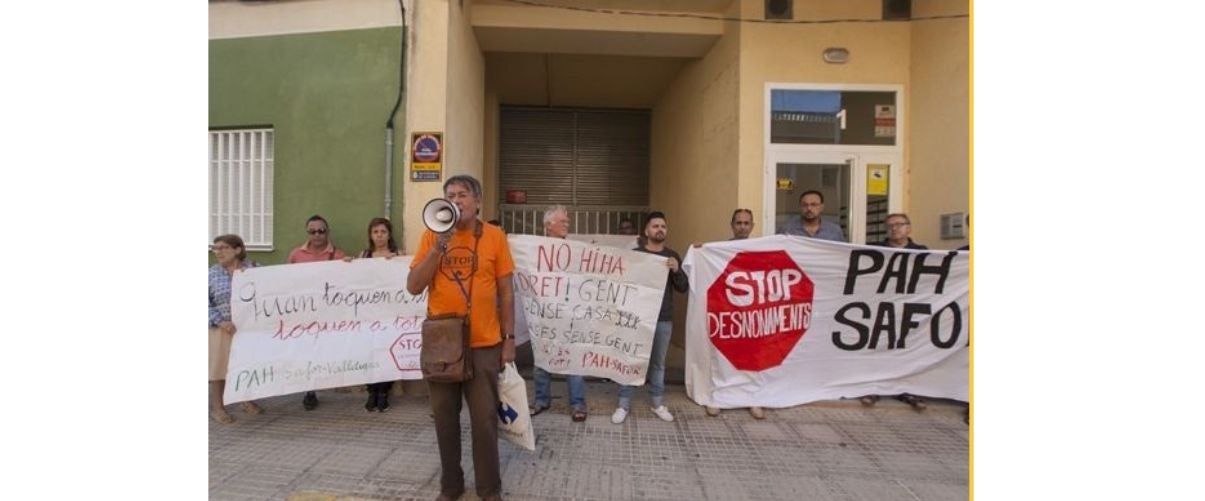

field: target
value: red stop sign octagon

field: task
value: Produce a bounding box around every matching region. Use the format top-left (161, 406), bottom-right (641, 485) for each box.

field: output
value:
top-left (707, 250), bottom-right (814, 371)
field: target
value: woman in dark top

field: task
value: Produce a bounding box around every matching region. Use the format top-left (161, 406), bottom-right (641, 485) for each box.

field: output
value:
top-left (358, 218), bottom-right (401, 412)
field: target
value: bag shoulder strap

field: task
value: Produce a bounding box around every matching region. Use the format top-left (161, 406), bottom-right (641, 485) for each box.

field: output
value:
top-left (429, 220), bottom-right (483, 317)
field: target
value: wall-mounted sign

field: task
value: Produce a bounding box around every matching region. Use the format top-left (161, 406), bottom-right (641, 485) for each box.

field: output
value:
top-left (776, 178), bottom-right (795, 191)
top-left (867, 164), bottom-right (889, 196)
top-left (410, 132), bottom-right (443, 182)
top-left (874, 105), bottom-right (896, 138)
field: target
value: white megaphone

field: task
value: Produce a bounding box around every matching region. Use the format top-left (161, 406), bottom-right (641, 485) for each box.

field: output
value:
top-left (422, 198), bottom-right (461, 233)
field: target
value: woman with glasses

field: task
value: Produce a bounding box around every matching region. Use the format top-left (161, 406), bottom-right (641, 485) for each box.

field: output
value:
top-left (209, 234), bottom-right (263, 423)
top-left (353, 217), bottom-right (402, 412)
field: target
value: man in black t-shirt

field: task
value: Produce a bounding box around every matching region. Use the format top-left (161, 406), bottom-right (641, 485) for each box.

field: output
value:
top-left (610, 211), bottom-right (689, 425)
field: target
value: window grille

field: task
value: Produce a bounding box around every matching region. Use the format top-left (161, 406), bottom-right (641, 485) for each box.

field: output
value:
top-left (209, 129), bottom-right (274, 250)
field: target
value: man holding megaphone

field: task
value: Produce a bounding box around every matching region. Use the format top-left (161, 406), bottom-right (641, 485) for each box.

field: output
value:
top-left (407, 174), bottom-right (515, 501)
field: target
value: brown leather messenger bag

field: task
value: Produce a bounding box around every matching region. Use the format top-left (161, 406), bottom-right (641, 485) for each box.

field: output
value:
top-left (420, 220), bottom-right (482, 383)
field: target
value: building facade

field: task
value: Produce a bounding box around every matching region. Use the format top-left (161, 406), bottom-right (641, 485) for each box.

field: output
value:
top-left (210, 0), bottom-right (970, 357)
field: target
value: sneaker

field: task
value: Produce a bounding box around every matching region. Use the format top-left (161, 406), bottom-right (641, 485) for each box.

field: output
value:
top-left (651, 405), bottom-right (674, 422)
top-left (749, 406), bottom-right (766, 419)
top-left (705, 406), bottom-right (721, 417)
top-left (303, 391), bottom-right (319, 411)
top-left (610, 407), bottom-right (628, 424)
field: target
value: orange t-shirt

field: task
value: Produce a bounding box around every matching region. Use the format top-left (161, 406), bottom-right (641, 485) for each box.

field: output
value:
top-left (411, 222), bottom-right (514, 348)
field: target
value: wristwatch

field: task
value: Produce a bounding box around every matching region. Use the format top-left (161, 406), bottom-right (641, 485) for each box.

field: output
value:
top-left (503, 333), bottom-right (515, 340)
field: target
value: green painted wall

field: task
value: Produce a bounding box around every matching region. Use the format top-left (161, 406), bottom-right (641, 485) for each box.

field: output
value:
top-left (209, 27), bottom-right (407, 265)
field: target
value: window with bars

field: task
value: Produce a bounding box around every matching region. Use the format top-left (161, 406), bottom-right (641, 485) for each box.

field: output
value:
top-left (209, 128), bottom-right (274, 250)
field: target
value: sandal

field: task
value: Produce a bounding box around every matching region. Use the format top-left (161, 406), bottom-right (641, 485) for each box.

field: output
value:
top-left (572, 409), bottom-right (588, 422)
top-left (211, 410), bottom-right (235, 424)
top-left (241, 401), bottom-right (263, 415)
top-left (529, 403), bottom-right (550, 416)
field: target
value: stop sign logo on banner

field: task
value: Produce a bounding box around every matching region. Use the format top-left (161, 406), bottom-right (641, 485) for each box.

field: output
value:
top-left (706, 250), bottom-right (814, 371)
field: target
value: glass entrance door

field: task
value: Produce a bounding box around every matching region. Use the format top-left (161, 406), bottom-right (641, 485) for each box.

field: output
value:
top-left (765, 151), bottom-right (901, 244)
top-left (773, 161), bottom-right (851, 242)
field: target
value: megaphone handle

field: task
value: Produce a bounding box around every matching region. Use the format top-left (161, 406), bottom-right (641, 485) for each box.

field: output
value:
top-left (435, 232), bottom-right (452, 253)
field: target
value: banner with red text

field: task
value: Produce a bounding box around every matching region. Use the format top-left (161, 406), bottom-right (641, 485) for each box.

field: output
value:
top-left (682, 236), bottom-right (968, 408)
top-left (224, 258), bottom-right (426, 404)
top-left (509, 235), bottom-right (668, 385)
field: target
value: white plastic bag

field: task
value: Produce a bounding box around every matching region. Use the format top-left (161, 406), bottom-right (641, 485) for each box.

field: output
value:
top-left (497, 362), bottom-right (536, 451)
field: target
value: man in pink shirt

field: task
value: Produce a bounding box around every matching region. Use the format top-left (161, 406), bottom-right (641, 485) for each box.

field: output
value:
top-left (286, 214), bottom-right (347, 410)
top-left (287, 214), bottom-right (347, 264)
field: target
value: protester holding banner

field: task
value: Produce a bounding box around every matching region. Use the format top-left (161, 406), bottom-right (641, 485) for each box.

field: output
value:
top-left (780, 190), bottom-right (846, 241)
top-left (355, 217), bottom-right (401, 413)
top-left (407, 175), bottom-right (515, 501)
top-left (529, 205), bottom-right (589, 422)
top-left (875, 213), bottom-right (928, 250)
top-left (208, 234), bottom-right (263, 424)
top-left (611, 211), bottom-right (688, 425)
top-left (860, 212), bottom-right (931, 411)
top-left (286, 214), bottom-right (348, 411)
top-left (702, 209), bottom-right (767, 420)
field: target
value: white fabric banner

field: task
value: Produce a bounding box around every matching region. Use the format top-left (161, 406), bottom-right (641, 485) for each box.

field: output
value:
top-left (514, 234), bottom-right (638, 346)
top-left (682, 236), bottom-right (968, 408)
top-left (223, 258), bottom-right (427, 404)
top-left (509, 235), bottom-right (668, 385)
top-left (566, 234), bottom-right (639, 250)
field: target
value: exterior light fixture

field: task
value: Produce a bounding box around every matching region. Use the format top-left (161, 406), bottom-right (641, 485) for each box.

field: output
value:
top-left (823, 47), bottom-right (849, 64)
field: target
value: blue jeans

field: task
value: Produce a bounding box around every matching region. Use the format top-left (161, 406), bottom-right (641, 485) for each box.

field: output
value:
top-left (618, 320), bottom-right (672, 410)
top-left (533, 367), bottom-right (587, 412)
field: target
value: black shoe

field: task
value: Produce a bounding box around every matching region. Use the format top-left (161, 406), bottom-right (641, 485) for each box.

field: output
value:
top-left (303, 391), bottom-right (318, 411)
top-left (365, 388), bottom-right (378, 412)
top-left (897, 394), bottom-right (926, 411)
top-left (376, 390), bottom-right (391, 413)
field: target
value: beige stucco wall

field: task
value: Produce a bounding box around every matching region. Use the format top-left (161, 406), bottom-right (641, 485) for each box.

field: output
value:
top-left (209, 0), bottom-right (403, 39)
top-left (736, 0), bottom-right (912, 237)
top-left (909, 0), bottom-right (970, 249)
top-left (402, 0), bottom-right (485, 253)
top-left (649, 4), bottom-right (741, 247)
top-left (482, 91), bottom-right (500, 220)
top-left (649, 1), bottom-right (742, 351)
top-left (446, 0), bottom-right (487, 191)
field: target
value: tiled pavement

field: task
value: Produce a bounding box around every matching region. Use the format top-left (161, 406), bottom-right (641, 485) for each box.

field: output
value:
top-left (210, 381), bottom-right (968, 500)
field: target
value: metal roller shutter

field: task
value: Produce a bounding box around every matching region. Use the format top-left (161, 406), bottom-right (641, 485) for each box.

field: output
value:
top-left (500, 107), bottom-right (649, 207)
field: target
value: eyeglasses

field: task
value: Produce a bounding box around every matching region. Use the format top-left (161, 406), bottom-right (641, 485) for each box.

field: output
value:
top-left (212, 245), bottom-right (233, 252)
top-left (885, 223), bottom-right (910, 229)
top-left (308, 229), bottom-right (328, 235)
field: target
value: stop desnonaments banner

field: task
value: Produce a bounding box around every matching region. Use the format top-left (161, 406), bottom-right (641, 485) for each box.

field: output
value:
top-left (681, 236), bottom-right (969, 408)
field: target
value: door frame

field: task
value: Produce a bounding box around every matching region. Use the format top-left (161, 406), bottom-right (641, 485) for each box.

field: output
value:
top-left (762, 82), bottom-right (905, 244)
